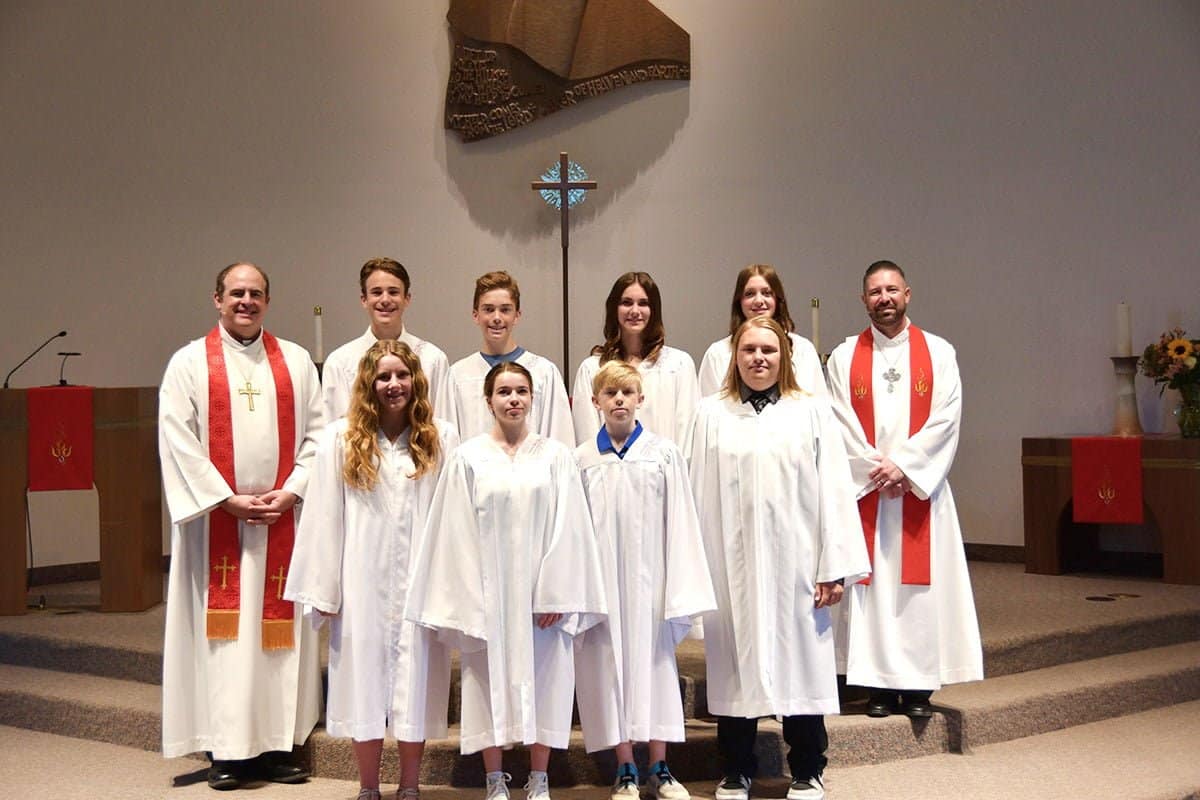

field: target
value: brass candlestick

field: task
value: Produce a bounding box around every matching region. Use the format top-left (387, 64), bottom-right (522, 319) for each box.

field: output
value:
top-left (1110, 355), bottom-right (1143, 437)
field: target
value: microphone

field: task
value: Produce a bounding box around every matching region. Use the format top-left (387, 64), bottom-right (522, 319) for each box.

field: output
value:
top-left (4, 330), bottom-right (67, 388)
top-left (57, 352), bottom-right (82, 386)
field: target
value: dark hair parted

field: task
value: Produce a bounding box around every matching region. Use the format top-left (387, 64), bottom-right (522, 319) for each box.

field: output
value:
top-left (483, 360), bottom-right (534, 398)
top-left (862, 260), bottom-right (907, 291)
top-left (592, 271), bottom-right (665, 364)
top-left (343, 340), bottom-right (441, 488)
top-left (359, 257), bottom-right (411, 295)
top-left (728, 264), bottom-right (794, 337)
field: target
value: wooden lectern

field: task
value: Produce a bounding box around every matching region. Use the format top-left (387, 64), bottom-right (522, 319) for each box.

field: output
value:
top-left (0, 387), bottom-right (162, 614)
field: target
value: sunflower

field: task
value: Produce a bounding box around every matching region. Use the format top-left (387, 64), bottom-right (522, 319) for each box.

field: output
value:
top-left (1167, 338), bottom-right (1194, 360)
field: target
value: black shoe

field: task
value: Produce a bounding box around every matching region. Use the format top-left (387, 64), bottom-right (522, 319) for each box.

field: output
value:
top-left (714, 773), bottom-right (751, 800)
top-left (206, 761), bottom-right (240, 791)
top-left (865, 690), bottom-right (898, 718)
top-left (257, 751), bottom-right (311, 784)
top-left (901, 692), bottom-right (934, 718)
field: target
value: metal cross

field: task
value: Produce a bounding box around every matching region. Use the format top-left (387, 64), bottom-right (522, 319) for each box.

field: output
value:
top-left (238, 380), bottom-right (261, 411)
top-left (531, 151), bottom-right (597, 376)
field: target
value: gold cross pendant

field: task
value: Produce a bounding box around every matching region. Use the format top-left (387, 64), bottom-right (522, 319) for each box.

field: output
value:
top-left (238, 380), bottom-right (262, 411)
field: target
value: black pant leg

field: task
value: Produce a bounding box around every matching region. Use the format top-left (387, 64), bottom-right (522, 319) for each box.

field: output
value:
top-left (781, 715), bottom-right (828, 780)
top-left (716, 715), bottom-right (760, 778)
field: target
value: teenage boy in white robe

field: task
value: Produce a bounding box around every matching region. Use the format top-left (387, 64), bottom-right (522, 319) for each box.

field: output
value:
top-left (448, 270), bottom-right (573, 446)
top-left (826, 260), bottom-right (982, 718)
top-left (321, 257), bottom-right (451, 420)
top-left (574, 361), bottom-right (716, 800)
top-left (285, 340), bottom-right (458, 800)
top-left (687, 317), bottom-right (869, 800)
top-left (406, 362), bottom-right (607, 800)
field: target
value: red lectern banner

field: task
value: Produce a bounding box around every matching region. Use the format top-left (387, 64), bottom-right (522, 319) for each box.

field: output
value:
top-left (27, 386), bottom-right (94, 491)
top-left (1071, 436), bottom-right (1142, 524)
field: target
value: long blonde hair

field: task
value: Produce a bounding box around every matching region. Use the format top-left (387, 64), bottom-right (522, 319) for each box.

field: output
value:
top-left (343, 340), bottom-right (441, 489)
top-left (721, 317), bottom-right (800, 399)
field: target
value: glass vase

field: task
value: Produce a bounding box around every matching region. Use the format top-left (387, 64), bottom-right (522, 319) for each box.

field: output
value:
top-left (1177, 385), bottom-right (1200, 438)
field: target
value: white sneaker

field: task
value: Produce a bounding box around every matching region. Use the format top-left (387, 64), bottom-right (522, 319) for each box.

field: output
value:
top-left (647, 762), bottom-right (689, 800)
top-left (524, 770), bottom-right (551, 800)
top-left (611, 763), bottom-right (639, 800)
top-left (714, 774), bottom-right (750, 800)
top-left (485, 771), bottom-right (512, 800)
top-left (786, 774), bottom-right (824, 800)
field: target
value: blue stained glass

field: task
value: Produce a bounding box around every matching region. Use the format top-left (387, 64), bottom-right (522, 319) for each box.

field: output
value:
top-left (539, 160), bottom-right (589, 209)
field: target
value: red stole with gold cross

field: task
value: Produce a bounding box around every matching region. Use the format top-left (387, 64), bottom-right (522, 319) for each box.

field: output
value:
top-left (849, 326), bottom-right (933, 586)
top-left (204, 326), bottom-right (298, 649)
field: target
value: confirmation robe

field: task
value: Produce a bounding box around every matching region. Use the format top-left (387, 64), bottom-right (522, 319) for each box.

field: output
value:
top-left (321, 327), bottom-right (451, 421)
top-left (447, 351), bottom-right (574, 446)
top-left (158, 325), bottom-right (324, 760)
top-left (284, 418), bottom-right (459, 742)
top-left (573, 429), bottom-right (716, 749)
top-left (405, 434), bottom-right (607, 753)
top-left (570, 346), bottom-right (700, 446)
top-left (686, 393), bottom-right (869, 717)
top-left (698, 333), bottom-right (828, 399)
top-left (826, 322), bottom-right (983, 690)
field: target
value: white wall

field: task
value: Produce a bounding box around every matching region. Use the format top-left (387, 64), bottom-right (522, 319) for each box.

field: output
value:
top-left (3, 0), bottom-right (1198, 562)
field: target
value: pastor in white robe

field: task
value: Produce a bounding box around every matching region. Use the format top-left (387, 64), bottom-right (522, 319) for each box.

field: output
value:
top-left (321, 327), bottom-right (451, 421)
top-left (573, 427), bottom-right (716, 749)
top-left (826, 322), bottom-right (983, 691)
top-left (570, 347), bottom-right (701, 446)
top-left (158, 325), bottom-right (324, 760)
top-left (283, 418), bottom-right (459, 742)
top-left (686, 393), bottom-right (870, 718)
top-left (447, 351), bottom-right (574, 446)
top-left (405, 434), bottom-right (607, 754)
top-left (698, 333), bottom-right (827, 399)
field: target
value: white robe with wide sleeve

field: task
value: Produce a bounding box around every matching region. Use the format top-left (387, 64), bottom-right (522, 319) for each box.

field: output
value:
top-left (158, 326), bottom-right (324, 760)
top-left (284, 418), bottom-right (459, 741)
top-left (447, 351), bottom-right (574, 447)
top-left (826, 323), bottom-right (983, 691)
top-left (573, 431), bottom-right (716, 748)
top-left (405, 434), bottom-right (607, 753)
top-left (321, 327), bottom-right (451, 421)
top-left (698, 333), bottom-right (827, 399)
top-left (570, 347), bottom-right (701, 446)
top-left (686, 393), bottom-right (869, 717)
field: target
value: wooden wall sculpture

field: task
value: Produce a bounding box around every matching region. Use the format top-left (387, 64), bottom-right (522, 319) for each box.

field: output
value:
top-left (445, 0), bottom-right (690, 142)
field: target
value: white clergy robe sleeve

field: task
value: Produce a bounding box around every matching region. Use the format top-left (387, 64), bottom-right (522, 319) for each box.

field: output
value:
top-left (280, 358), bottom-right (324, 499)
top-left (571, 357), bottom-right (601, 446)
top-left (283, 425), bottom-right (345, 614)
top-left (812, 400), bottom-right (871, 586)
top-left (404, 451), bottom-right (489, 651)
top-left (537, 364), bottom-right (576, 448)
top-left (826, 346), bottom-right (885, 496)
top-left (886, 344), bottom-right (962, 501)
top-left (661, 443), bottom-right (717, 636)
top-left (158, 348), bottom-right (232, 525)
top-left (534, 448), bottom-right (607, 636)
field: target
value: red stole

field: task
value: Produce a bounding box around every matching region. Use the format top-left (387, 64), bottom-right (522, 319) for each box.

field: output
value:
top-left (204, 327), bottom-right (298, 650)
top-left (849, 326), bottom-right (933, 586)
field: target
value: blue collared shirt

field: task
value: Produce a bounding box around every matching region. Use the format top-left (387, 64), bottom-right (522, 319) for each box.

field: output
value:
top-left (597, 420), bottom-right (644, 460)
top-left (480, 347), bottom-right (527, 369)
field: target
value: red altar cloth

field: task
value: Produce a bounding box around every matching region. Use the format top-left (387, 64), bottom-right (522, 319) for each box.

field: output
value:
top-left (27, 386), bottom-right (94, 491)
top-left (1071, 436), bottom-right (1142, 524)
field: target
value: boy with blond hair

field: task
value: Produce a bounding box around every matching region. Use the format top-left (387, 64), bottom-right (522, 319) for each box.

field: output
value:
top-left (574, 361), bottom-right (716, 800)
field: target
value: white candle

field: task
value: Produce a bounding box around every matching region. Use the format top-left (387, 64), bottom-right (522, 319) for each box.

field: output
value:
top-left (313, 306), bottom-right (324, 362)
top-left (1116, 302), bottom-right (1132, 356)
top-left (810, 297), bottom-right (821, 357)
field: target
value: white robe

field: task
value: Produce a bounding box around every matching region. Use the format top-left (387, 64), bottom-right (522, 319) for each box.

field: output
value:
top-left (405, 434), bottom-right (607, 753)
top-left (283, 418), bottom-right (459, 742)
top-left (826, 322), bottom-right (983, 691)
top-left (570, 347), bottom-right (700, 446)
top-left (698, 333), bottom-right (827, 399)
top-left (574, 430), bottom-right (716, 748)
top-left (321, 327), bottom-right (451, 421)
top-left (686, 393), bottom-right (869, 718)
top-left (447, 351), bottom-right (574, 447)
top-left (158, 325), bottom-right (324, 760)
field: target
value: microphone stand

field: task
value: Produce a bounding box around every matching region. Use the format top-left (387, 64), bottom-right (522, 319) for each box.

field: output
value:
top-left (4, 331), bottom-right (68, 388)
top-left (57, 352), bottom-right (82, 386)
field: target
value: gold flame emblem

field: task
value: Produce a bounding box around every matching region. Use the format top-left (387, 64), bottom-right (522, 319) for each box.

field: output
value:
top-left (914, 369), bottom-right (930, 398)
top-left (50, 424), bottom-right (72, 464)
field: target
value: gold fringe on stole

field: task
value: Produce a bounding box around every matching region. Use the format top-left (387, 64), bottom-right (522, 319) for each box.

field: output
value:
top-left (206, 609), bottom-right (239, 640)
top-left (261, 618), bottom-right (295, 650)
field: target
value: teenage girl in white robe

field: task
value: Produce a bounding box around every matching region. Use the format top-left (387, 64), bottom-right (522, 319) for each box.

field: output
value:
top-left (571, 271), bottom-right (700, 446)
top-left (406, 362), bottom-right (608, 800)
top-left (697, 264), bottom-right (826, 399)
top-left (285, 340), bottom-right (457, 800)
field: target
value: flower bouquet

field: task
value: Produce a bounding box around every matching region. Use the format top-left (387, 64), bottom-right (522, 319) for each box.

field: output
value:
top-left (1139, 328), bottom-right (1200, 437)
